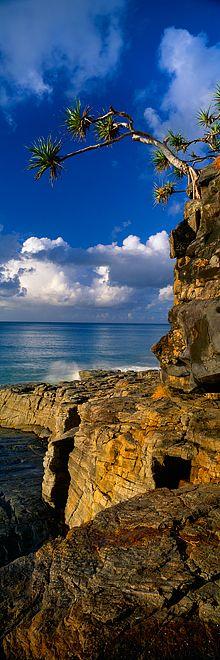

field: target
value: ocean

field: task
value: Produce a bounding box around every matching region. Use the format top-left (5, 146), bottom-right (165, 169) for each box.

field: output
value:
top-left (0, 322), bottom-right (169, 385)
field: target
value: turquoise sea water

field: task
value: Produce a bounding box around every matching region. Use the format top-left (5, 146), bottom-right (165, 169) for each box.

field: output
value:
top-left (0, 322), bottom-right (169, 385)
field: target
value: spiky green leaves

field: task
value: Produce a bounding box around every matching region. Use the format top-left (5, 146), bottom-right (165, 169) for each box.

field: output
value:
top-left (152, 150), bottom-right (185, 204)
top-left (154, 181), bottom-right (175, 205)
top-left (167, 130), bottom-right (188, 152)
top-left (65, 100), bottom-right (91, 140)
top-left (95, 116), bottom-right (120, 142)
top-left (209, 122), bottom-right (220, 135)
top-left (196, 85), bottom-right (220, 129)
top-left (205, 123), bottom-right (220, 151)
top-left (197, 108), bottom-right (215, 128)
top-left (173, 166), bottom-right (184, 179)
top-left (152, 150), bottom-right (170, 172)
top-left (28, 136), bottom-right (62, 184)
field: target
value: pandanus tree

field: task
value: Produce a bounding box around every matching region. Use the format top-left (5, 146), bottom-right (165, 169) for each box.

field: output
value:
top-left (28, 86), bottom-right (220, 204)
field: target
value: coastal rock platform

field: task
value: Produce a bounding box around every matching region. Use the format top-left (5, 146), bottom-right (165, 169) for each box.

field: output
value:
top-left (0, 369), bottom-right (219, 659)
top-left (0, 370), bottom-right (219, 531)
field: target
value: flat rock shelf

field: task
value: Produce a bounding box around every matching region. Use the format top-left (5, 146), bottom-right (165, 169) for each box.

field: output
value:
top-left (0, 428), bottom-right (57, 567)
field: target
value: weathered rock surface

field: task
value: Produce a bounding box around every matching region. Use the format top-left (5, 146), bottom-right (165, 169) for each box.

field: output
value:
top-left (0, 381), bottom-right (81, 437)
top-left (153, 165), bottom-right (220, 391)
top-left (0, 373), bottom-right (123, 516)
top-left (65, 371), bottom-right (220, 527)
top-left (0, 484), bottom-right (219, 659)
top-left (0, 372), bottom-right (219, 530)
top-left (0, 429), bottom-right (57, 567)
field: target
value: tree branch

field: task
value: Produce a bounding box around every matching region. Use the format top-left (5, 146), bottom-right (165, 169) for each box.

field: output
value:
top-left (131, 130), bottom-right (189, 174)
top-left (88, 108), bottom-right (134, 129)
top-left (60, 131), bottom-right (132, 162)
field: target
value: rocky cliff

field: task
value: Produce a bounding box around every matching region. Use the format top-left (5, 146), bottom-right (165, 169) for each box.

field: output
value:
top-left (0, 164), bottom-right (219, 659)
top-left (153, 165), bottom-right (220, 391)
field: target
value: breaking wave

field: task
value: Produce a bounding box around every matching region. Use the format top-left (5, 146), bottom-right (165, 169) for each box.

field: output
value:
top-left (45, 360), bottom-right (159, 384)
top-left (46, 361), bottom-right (80, 383)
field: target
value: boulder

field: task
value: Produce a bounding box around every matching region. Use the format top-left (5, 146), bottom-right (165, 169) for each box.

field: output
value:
top-left (1, 484), bottom-right (219, 660)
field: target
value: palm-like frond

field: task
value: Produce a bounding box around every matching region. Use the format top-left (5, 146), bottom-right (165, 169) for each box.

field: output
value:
top-left (65, 100), bottom-right (91, 140)
top-left (197, 107), bottom-right (215, 127)
top-left (28, 136), bottom-right (62, 183)
top-left (167, 130), bottom-right (188, 152)
top-left (209, 122), bottom-right (220, 136)
top-left (152, 149), bottom-right (170, 172)
top-left (213, 84), bottom-right (220, 110)
top-left (95, 116), bottom-right (120, 142)
top-left (205, 122), bottom-right (220, 151)
top-left (153, 181), bottom-right (175, 205)
top-left (173, 166), bottom-right (184, 179)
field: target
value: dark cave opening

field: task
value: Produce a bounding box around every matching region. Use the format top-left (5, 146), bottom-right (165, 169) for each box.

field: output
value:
top-left (153, 456), bottom-right (191, 489)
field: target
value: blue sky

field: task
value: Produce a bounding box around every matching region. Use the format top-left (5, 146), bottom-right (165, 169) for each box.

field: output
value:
top-left (0, 0), bottom-right (219, 322)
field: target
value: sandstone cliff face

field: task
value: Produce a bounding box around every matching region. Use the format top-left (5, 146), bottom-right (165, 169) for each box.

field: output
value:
top-left (153, 165), bottom-right (220, 391)
top-left (1, 484), bottom-right (219, 660)
top-left (0, 374), bottom-right (120, 516)
top-left (65, 371), bottom-right (220, 527)
top-left (0, 372), bottom-right (219, 530)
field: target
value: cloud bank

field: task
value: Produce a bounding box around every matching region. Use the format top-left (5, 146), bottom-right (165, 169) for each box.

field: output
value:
top-left (0, 228), bottom-right (173, 321)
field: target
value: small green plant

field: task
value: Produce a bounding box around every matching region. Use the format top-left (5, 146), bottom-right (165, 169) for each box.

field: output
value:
top-left (197, 108), bottom-right (215, 128)
top-left (167, 130), bottom-right (188, 152)
top-left (154, 181), bottom-right (176, 205)
top-left (28, 136), bottom-right (62, 184)
top-left (65, 100), bottom-right (92, 140)
top-left (95, 116), bottom-right (120, 142)
top-left (152, 150), bottom-right (170, 172)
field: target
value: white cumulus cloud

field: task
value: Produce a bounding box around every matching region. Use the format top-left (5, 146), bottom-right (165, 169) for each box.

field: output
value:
top-left (158, 284), bottom-right (173, 301)
top-left (0, 228), bottom-right (173, 320)
top-left (144, 27), bottom-right (220, 137)
top-left (22, 236), bottom-right (68, 254)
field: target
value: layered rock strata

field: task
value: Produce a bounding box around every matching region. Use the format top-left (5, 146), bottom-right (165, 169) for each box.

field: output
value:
top-left (0, 372), bottom-right (219, 530)
top-left (1, 484), bottom-right (219, 660)
top-left (153, 165), bottom-right (220, 391)
top-left (64, 372), bottom-right (220, 528)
